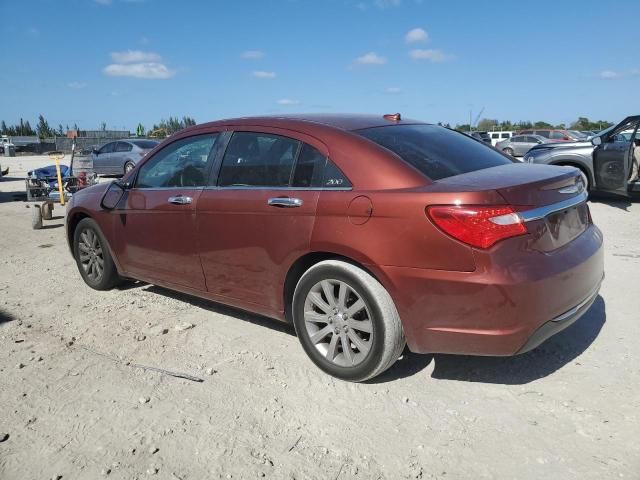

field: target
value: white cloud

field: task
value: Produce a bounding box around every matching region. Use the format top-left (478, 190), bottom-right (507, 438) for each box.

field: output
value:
top-left (409, 49), bottom-right (451, 62)
top-left (405, 27), bottom-right (428, 43)
top-left (386, 87), bottom-right (401, 93)
top-left (277, 99), bottom-right (300, 105)
top-left (104, 62), bottom-right (175, 79)
top-left (599, 70), bottom-right (619, 79)
top-left (242, 50), bottom-right (265, 59)
top-left (355, 52), bottom-right (387, 65)
top-left (111, 50), bottom-right (161, 63)
top-left (252, 70), bottom-right (276, 79)
top-left (68, 82), bottom-right (87, 89)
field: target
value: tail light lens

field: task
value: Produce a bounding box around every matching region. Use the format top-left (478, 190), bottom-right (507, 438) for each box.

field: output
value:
top-left (426, 205), bottom-right (528, 249)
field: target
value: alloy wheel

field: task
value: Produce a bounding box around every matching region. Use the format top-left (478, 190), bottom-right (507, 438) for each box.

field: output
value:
top-left (303, 279), bottom-right (373, 367)
top-left (78, 228), bottom-right (104, 282)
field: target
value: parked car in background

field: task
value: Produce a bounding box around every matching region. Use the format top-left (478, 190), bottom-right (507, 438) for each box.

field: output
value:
top-left (580, 130), bottom-right (597, 138)
top-left (518, 129), bottom-right (583, 141)
top-left (523, 115), bottom-right (640, 193)
top-left (91, 139), bottom-right (158, 176)
top-left (488, 131), bottom-right (513, 146)
top-left (496, 134), bottom-right (550, 157)
top-left (465, 131), bottom-right (492, 144)
top-left (66, 113), bottom-right (604, 382)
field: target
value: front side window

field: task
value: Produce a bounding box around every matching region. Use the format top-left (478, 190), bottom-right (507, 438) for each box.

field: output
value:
top-left (491, 133), bottom-right (499, 139)
top-left (136, 134), bottom-right (218, 188)
top-left (356, 124), bottom-right (513, 181)
top-left (99, 142), bottom-right (115, 154)
top-left (536, 131), bottom-right (551, 138)
top-left (512, 136), bottom-right (524, 143)
top-left (501, 133), bottom-right (510, 139)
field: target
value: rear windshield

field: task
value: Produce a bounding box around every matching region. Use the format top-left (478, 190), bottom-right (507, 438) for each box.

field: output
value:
top-left (131, 140), bottom-right (158, 149)
top-left (356, 124), bottom-right (513, 181)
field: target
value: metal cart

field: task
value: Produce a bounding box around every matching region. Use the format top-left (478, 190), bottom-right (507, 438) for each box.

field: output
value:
top-left (26, 149), bottom-right (97, 229)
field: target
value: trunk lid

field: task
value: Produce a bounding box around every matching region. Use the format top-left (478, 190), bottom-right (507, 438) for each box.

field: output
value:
top-left (436, 163), bottom-right (589, 251)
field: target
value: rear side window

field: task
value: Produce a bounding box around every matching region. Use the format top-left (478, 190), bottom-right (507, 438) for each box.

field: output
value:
top-left (501, 133), bottom-right (510, 138)
top-left (218, 132), bottom-right (299, 187)
top-left (550, 131), bottom-right (566, 140)
top-left (536, 130), bottom-right (551, 138)
top-left (115, 141), bottom-right (132, 152)
top-left (356, 125), bottom-right (512, 181)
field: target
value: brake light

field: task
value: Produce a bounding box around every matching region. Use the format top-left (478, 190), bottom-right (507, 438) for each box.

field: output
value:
top-left (426, 205), bottom-right (528, 249)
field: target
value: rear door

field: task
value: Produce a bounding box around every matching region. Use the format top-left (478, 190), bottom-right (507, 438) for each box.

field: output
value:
top-left (197, 129), bottom-right (330, 313)
top-left (110, 133), bottom-right (220, 290)
top-left (593, 116), bottom-right (640, 195)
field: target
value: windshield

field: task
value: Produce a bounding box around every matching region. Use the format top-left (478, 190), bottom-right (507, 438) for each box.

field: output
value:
top-left (356, 124), bottom-right (513, 181)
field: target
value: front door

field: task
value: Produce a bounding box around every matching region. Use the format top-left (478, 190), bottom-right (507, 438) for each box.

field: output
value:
top-left (93, 142), bottom-right (115, 175)
top-left (110, 133), bottom-right (220, 290)
top-left (197, 130), bottom-right (329, 313)
top-left (593, 116), bottom-right (640, 195)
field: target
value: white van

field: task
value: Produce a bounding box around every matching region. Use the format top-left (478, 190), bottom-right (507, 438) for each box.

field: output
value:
top-left (488, 131), bottom-right (513, 146)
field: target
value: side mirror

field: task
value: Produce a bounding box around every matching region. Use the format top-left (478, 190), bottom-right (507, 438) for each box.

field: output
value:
top-left (100, 180), bottom-right (128, 210)
top-left (591, 136), bottom-right (602, 146)
top-left (536, 140), bottom-right (542, 144)
top-left (92, 148), bottom-right (99, 155)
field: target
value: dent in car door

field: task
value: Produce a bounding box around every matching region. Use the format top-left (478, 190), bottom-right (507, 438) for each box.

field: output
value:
top-left (593, 116), bottom-right (639, 195)
top-left (197, 129), bottom-right (328, 313)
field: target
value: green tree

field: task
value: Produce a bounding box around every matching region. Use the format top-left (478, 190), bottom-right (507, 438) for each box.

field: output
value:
top-left (136, 123), bottom-right (145, 137)
top-left (477, 118), bottom-right (498, 131)
top-left (36, 114), bottom-right (53, 139)
top-left (100, 121), bottom-right (107, 131)
top-left (0, 121), bottom-right (7, 134)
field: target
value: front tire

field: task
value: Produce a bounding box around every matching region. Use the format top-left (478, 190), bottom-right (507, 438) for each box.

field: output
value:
top-left (292, 260), bottom-right (405, 382)
top-left (503, 147), bottom-right (514, 156)
top-left (73, 218), bottom-right (122, 290)
top-left (124, 161), bottom-right (135, 175)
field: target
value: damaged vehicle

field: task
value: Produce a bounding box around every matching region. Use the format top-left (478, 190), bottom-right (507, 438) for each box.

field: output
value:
top-left (66, 114), bottom-right (604, 382)
top-left (524, 116), bottom-right (640, 194)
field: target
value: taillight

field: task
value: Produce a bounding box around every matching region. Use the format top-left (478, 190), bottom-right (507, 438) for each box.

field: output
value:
top-left (426, 205), bottom-right (528, 249)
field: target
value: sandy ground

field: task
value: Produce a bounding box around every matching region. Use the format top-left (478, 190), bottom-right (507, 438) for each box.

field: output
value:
top-left (0, 155), bottom-right (638, 480)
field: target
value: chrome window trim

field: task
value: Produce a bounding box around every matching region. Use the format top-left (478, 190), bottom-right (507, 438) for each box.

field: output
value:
top-left (519, 191), bottom-right (588, 222)
top-left (203, 185), bottom-right (353, 192)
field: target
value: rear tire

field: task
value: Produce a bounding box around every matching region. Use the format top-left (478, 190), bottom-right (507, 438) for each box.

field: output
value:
top-left (292, 260), bottom-right (405, 382)
top-left (73, 218), bottom-right (122, 290)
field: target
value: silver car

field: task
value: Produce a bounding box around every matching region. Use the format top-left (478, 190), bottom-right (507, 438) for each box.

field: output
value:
top-left (495, 134), bottom-right (549, 157)
top-left (91, 139), bottom-right (158, 176)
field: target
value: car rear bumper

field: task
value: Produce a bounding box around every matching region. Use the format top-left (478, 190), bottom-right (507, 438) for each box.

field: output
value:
top-left (376, 224), bottom-right (604, 356)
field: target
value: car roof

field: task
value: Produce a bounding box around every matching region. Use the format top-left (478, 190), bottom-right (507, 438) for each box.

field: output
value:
top-left (197, 114), bottom-right (427, 132)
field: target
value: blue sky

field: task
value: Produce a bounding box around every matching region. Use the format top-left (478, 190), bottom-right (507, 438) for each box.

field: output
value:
top-left (1, 0), bottom-right (637, 131)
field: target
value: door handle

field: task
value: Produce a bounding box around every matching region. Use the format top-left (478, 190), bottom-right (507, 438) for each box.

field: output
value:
top-left (168, 195), bottom-right (193, 205)
top-left (267, 197), bottom-right (303, 208)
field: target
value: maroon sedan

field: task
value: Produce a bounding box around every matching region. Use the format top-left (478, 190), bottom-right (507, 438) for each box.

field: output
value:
top-left (66, 114), bottom-right (604, 382)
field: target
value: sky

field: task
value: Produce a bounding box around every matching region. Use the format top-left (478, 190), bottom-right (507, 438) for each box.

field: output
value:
top-left (0, 0), bottom-right (637, 131)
